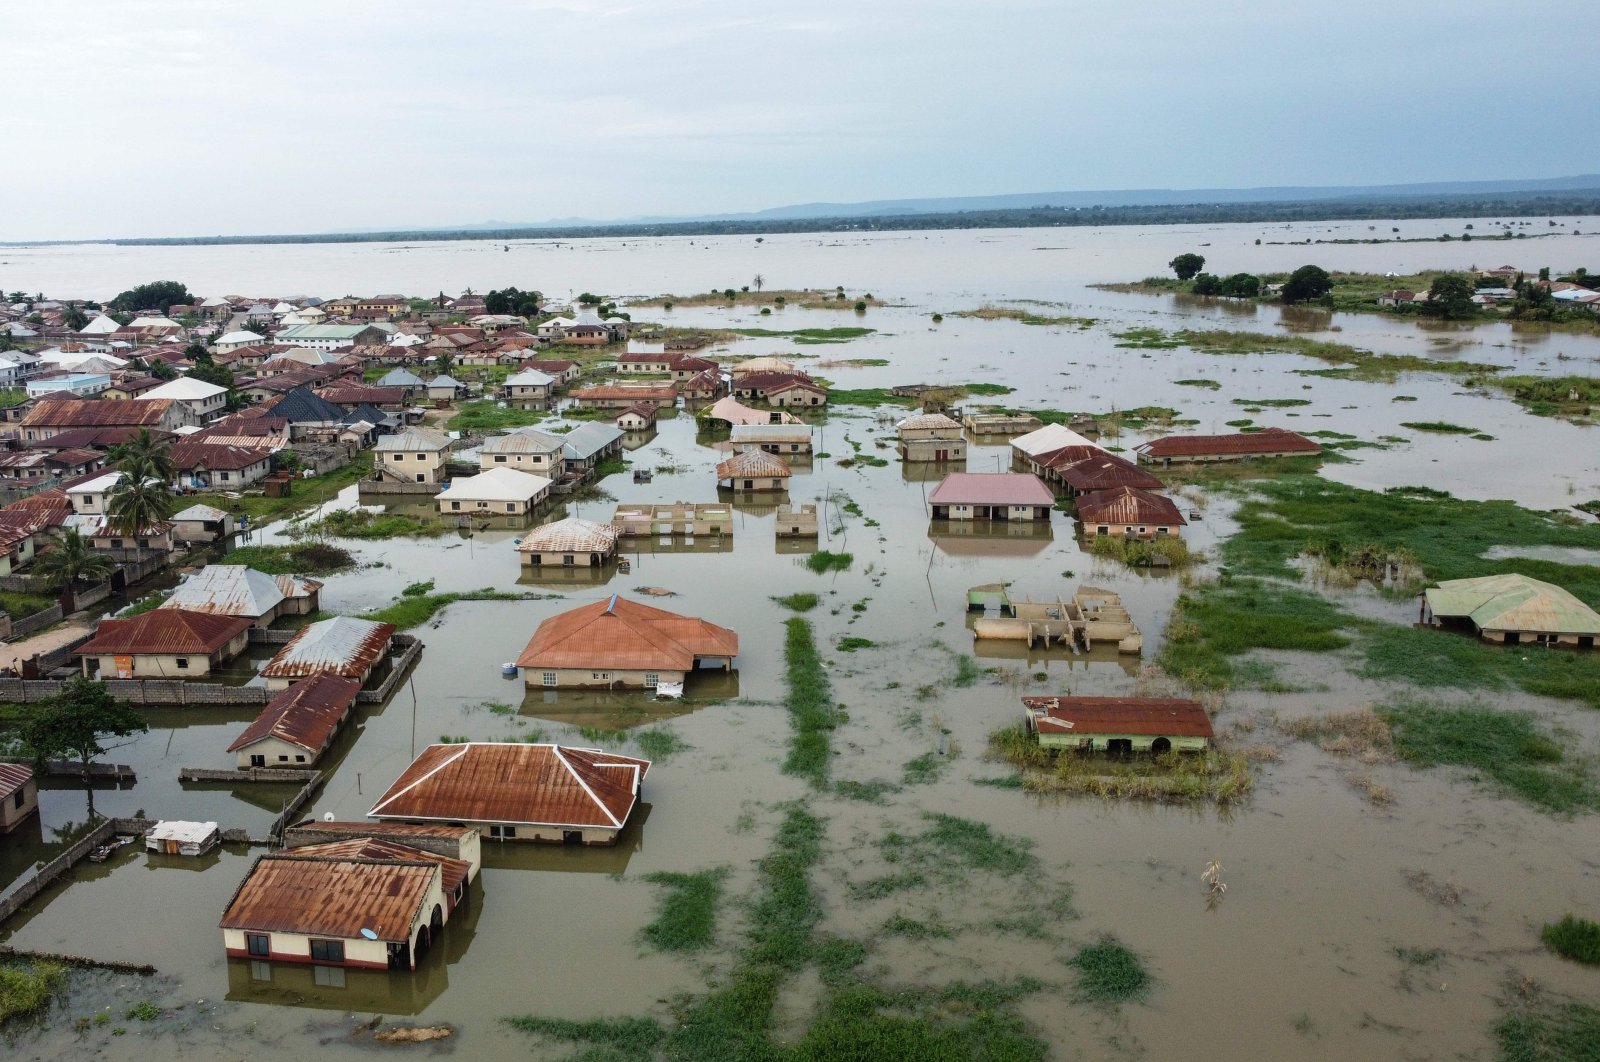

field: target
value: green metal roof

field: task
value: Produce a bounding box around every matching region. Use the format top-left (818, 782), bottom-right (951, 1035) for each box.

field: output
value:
top-left (1425, 573), bottom-right (1600, 636)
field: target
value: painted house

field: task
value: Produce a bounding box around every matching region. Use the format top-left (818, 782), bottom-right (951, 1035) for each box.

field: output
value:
top-left (615, 403), bottom-right (657, 432)
top-left (436, 467), bottom-right (553, 516)
top-left (0, 763), bottom-right (38, 834)
top-left (425, 375), bottom-right (464, 402)
top-left (704, 395), bottom-right (798, 427)
top-left (138, 377), bottom-right (229, 422)
top-left (1074, 486), bottom-right (1187, 539)
top-left (1423, 573), bottom-right (1600, 648)
top-left (20, 397), bottom-right (183, 443)
top-left (569, 384), bottom-right (678, 410)
top-left (928, 473), bottom-right (1053, 521)
top-left (516, 594), bottom-right (738, 689)
top-left (1010, 424), bottom-right (1102, 469)
top-left (519, 359), bottom-right (581, 388)
top-left (375, 426), bottom-right (453, 485)
top-left (479, 428), bottom-right (566, 474)
top-left (716, 449), bottom-right (792, 491)
top-left (767, 379), bottom-right (828, 408)
top-left (171, 503), bottom-right (235, 543)
top-left (730, 423), bottom-right (812, 457)
top-left (516, 516), bottom-right (620, 568)
top-left (272, 324), bottom-right (387, 351)
top-left (370, 742), bottom-right (651, 845)
top-left (1021, 695), bottom-right (1214, 754)
top-left (282, 821), bottom-right (481, 883)
top-left (228, 675), bottom-right (363, 768)
top-left (1050, 453), bottom-right (1165, 497)
top-left (1136, 427), bottom-right (1321, 466)
top-left (896, 413), bottom-right (967, 462)
top-left (76, 609), bottom-right (253, 678)
top-left (259, 616), bottom-right (396, 691)
top-left (170, 440), bottom-right (274, 491)
top-left (161, 564), bottom-right (321, 625)
top-left (610, 502), bottom-right (734, 539)
top-left (616, 351), bottom-right (674, 374)
top-left (503, 368), bottom-right (554, 400)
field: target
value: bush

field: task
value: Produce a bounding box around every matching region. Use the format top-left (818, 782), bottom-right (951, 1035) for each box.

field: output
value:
top-left (1542, 914), bottom-right (1600, 965)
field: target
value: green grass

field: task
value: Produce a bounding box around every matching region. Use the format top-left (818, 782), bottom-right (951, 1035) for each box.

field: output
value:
top-left (949, 654), bottom-right (982, 687)
top-left (221, 543), bottom-right (356, 575)
top-left (805, 550), bottom-right (853, 574)
top-left (1067, 937), bottom-right (1150, 1006)
top-left (1542, 915), bottom-right (1600, 965)
top-left (783, 619), bottom-right (836, 788)
top-left (773, 592), bottom-right (820, 612)
top-left (640, 869), bottom-right (728, 953)
top-left (1495, 999), bottom-right (1600, 1062)
top-left (837, 636), bottom-right (877, 653)
top-left (297, 508), bottom-right (445, 539)
top-left (1113, 327), bottom-right (1507, 382)
top-left (1159, 578), bottom-right (1352, 689)
top-left (0, 389), bottom-right (27, 408)
top-left (0, 591), bottom-right (58, 619)
top-left (361, 588), bottom-right (541, 629)
top-left (987, 725), bottom-right (1257, 805)
top-left (954, 304), bottom-right (1097, 328)
top-left (448, 399), bottom-right (546, 432)
top-left (728, 326), bottom-right (875, 343)
top-left (1495, 375), bottom-right (1600, 420)
top-left (0, 962), bottom-right (66, 1025)
top-left (834, 778), bottom-right (901, 803)
top-left (827, 388), bottom-right (919, 408)
top-left (632, 728), bottom-right (689, 762)
top-left (502, 1016), bottom-right (664, 1061)
top-left (1174, 378), bottom-right (1221, 389)
top-left (901, 751), bottom-right (947, 785)
top-left (230, 454), bottom-right (372, 522)
top-left (881, 914), bottom-right (953, 940)
top-left (1359, 623), bottom-right (1600, 710)
top-left (1401, 421), bottom-right (1481, 435)
top-left (1378, 698), bottom-right (1599, 813)
top-left (882, 813), bottom-right (1037, 878)
top-left (1232, 397), bottom-right (1311, 407)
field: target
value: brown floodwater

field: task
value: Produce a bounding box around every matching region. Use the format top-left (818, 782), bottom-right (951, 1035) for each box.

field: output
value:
top-left (3, 222), bottom-right (1599, 1059)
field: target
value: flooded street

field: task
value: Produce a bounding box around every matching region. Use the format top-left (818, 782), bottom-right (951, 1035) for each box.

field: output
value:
top-left (3, 221), bottom-right (1599, 1059)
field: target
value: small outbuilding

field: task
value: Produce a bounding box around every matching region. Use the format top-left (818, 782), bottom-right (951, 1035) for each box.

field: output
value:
top-left (615, 403), bottom-right (658, 432)
top-left (1021, 696), bottom-right (1214, 755)
top-left (1423, 573), bottom-right (1600, 648)
top-left (171, 503), bottom-right (236, 543)
top-left (147, 820), bottom-right (222, 856)
top-left (716, 448), bottom-right (792, 491)
top-left (260, 616), bottom-right (396, 691)
top-left (227, 674), bottom-right (363, 768)
top-left (0, 763), bottom-right (39, 833)
top-left (161, 564), bottom-right (322, 625)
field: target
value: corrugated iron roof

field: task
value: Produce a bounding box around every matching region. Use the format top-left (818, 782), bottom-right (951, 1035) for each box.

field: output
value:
top-left (730, 424), bottom-right (812, 442)
top-left (369, 743), bottom-right (650, 830)
top-left (707, 396), bottom-right (781, 426)
top-left (516, 517), bottom-right (620, 554)
top-left (0, 762), bottom-right (32, 799)
top-left (162, 565), bottom-right (284, 618)
top-left (77, 609), bottom-right (253, 657)
top-left (1137, 427), bottom-right (1321, 458)
top-left (928, 472), bottom-right (1053, 506)
top-left (1054, 454), bottom-right (1166, 493)
top-left (227, 674), bottom-right (362, 753)
top-left (288, 838), bottom-right (471, 896)
top-left (219, 854), bottom-right (436, 942)
top-left (517, 595), bottom-right (737, 672)
top-left (1075, 486), bottom-right (1187, 526)
top-left (375, 426), bottom-right (452, 452)
top-left (562, 423), bottom-right (624, 460)
top-left (1012, 424), bottom-right (1100, 457)
top-left (260, 617), bottom-right (395, 679)
top-left (290, 820), bottom-right (474, 840)
top-left (1022, 696), bottom-right (1214, 739)
top-left (716, 449), bottom-right (792, 479)
top-left (22, 398), bottom-right (174, 428)
top-left (1425, 573), bottom-right (1600, 636)
top-left (482, 429), bottom-right (565, 454)
top-left (896, 412), bottom-right (962, 431)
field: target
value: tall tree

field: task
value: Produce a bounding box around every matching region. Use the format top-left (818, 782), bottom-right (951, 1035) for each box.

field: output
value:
top-left (1280, 265), bottom-right (1332, 304)
top-left (62, 302), bottom-right (88, 331)
top-left (1424, 274), bottom-right (1476, 319)
top-left (22, 677), bottom-right (148, 797)
top-left (30, 529), bottom-right (114, 591)
top-left (109, 428), bottom-right (176, 483)
top-left (108, 280), bottom-right (193, 314)
top-left (752, 274), bottom-right (765, 292)
top-left (1169, 253), bottom-right (1206, 281)
top-left (107, 475), bottom-right (177, 536)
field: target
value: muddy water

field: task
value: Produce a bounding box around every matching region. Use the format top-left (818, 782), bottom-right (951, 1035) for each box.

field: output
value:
top-left (3, 223), bottom-right (1600, 1059)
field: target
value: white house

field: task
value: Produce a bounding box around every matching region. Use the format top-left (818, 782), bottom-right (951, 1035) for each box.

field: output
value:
top-left (138, 376), bottom-right (230, 422)
top-left (436, 467), bottom-right (553, 516)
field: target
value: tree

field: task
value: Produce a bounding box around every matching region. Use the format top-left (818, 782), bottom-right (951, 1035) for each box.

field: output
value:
top-left (188, 361), bottom-right (234, 391)
top-left (107, 475), bottom-right (176, 536)
top-left (62, 302), bottom-right (88, 331)
top-left (1169, 253), bottom-right (1206, 281)
top-left (148, 358), bottom-right (177, 381)
top-left (1190, 273), bottom-right (1222, 296)
top-left (1280, 265), bottom-right (1332, 304)
top-left (433, 352), bottom-right (455, 375)
top-left (1217, 273), bottom-right (1262, 298)
top-left (1423, 274), bottom-right (1476, 319)
top-left (242, 317), bottom-right (270, 335)
top-left (21, 677), bottom-right (148, 794)
top-left (31, 529), bottom-right (114, 591)
top-left (752, 274), bottom-right (765, 292)
top-left (108, 280), bottom-right (193, 314)
top-left (109, 428), bottom-right (176, 483)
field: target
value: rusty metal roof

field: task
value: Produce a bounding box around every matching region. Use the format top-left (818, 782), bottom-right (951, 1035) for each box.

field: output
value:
top-left (288, 838), bottom-right (471, 896)
top-left (0, 762), bottom-right (32, 799)
top-left (77, 609), bottom-right (253, 657)
top-left (1137, 427), bottom-right (1321, 459)
top-left (163, 564), bottom-right (285, 618)
top-left (219, 854), bottom-right (437, 942)
top-left (716, 449), bottom-right (792, 479)
top-left (227, 674), bottom-right (362, 753)
top-left (517, 595), bottom-right (738, 672)
top-left (928, 472), bottom-right (1054, 507)
top-left (1054, 454), bottom-right (1165, 493)
top-left (290, 820), bottom-right (474, 840)
top-left (516, 517), bottom-right (620, 555)
top-left (1075, 486), bottom-right (1187, 526)
top-left (1022, 696), bottom-right (1214, 739)
top-left (260, 617), bottom-right (395, 679)
top-left (22, 398), bottom-right (174, 429)
top-left (369, 743), bottom-right (650, 830)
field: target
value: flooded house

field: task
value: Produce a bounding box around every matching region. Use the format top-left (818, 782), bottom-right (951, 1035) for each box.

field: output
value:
top-left (282, 821), bottom-right (481, 883)
top-left (703, 395), bottom-right (799, 427)
top-left (776, 503), bottom-right (819, 537)
top-left (961, 410), bottom-right (1041, 435)
top-left (570, 384), bottom-right (678, 410)
top-left (479, 427), bottom-right (566, 475)
top-left (227, 674), bottom-right (363, 768)
top-left (424, 374), bottom-right (465, 403)
top-left (21, 397), bottom-right (185, 442)
top-left (220, 842), bottom-right (467, 971)
top-left (503, 368), bottom-right (555, 400)
top-left (928, 472), bottom-right (1053, 521)
top-left (516, 516), bottom-right (620, 568)
top-left (75, 609), bottom-right (253, 678)
top-left (171, 503), bottom-right (235, 543)
top-left (716, 448), bottom-right (792, 491)
top-left (1021, 695), bottom-right (1214, 754)
top-left (147, 820), bottom-right (221, 856)
top-left (610, 502), bottom-right (734, 539)
top-left (375, 426), bottom-right (453, 485)
top-left (369, 741), bottom-right (651, 845)
top-left (729, 355), bottom-right (797, 378)
top-left (615, 403), bottom-right (658, 432)
top-left (1135, 427), bottom-right (1321, 466)
top-left (1010, 424), bottom-right (1103, 472)
top-left (259, 616), bottom-right (396, 691)
top-left (1074, 486), bottom-right (1187, 540)
top-left (516, 594), bottom-right (738, 689)
top-left (896, 412), bottom-right (967, 462)
top-left (1048, 452), bottom-right (1165, 497)
top-left (677, 369), bottom-right (723, 403)
top-left (161, 564), bottom-right (322, 624)
top-left (730, 422), bottom-right (812, 456)
top-left (435, 467), bottom-right (553, 516)
top-left (561, 422), bottom-right (624, 478)
top-left (170, 440), bottom-right (275, 491)
top-left (0, 762), bottom-right (38, 833)
top-left (1423, 573), bottom-right (1600, 648)
top-left (766, 378), bottom-right (828, 408)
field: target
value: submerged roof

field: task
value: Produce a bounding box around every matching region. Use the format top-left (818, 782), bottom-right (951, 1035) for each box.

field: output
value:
top-left (716, 449), bottom-right (792, 479)
top-left (1012, 424), bottom-right (1101, 457)
top-left (517, 594), bottom-right (738, 672)
top-left (516, 516), bottom-right (620, 554)
top-left (1075, 486), bottom-right (1187, 526)
top-left (928, 472), bottom-right (1053, 506)
top-left (1137, 427), bottom-right (1321, 458)
top-left (437, 467), bottom-right (552, 502)
top-left (220, 854), bottom-right (436, 942)
top-left (1022, 696), bottom-right (1214, 739)
top-left (369, 742), bottom-right (650, 830)
top-left (1424, 573), bottom-right (1600, 636)
top-left (260, 616), bottom-right (395, 679)
top-left (227, 674), bottom-right (362, 753)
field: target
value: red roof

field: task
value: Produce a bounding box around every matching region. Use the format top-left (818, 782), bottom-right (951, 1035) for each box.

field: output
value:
top-left (227, 674), bottom-right (362, 753)
top-left (1075, 486), bottom-right (1186, 526)
top-left (76, 609), bottom-right (253, 657)
top-left (1022, 696), bottom-right (1214, 738)
top-left (517, 595), bottom-right (737, 672)
top-left (928, 472), bottom-right (1054, 507)
top-left (1137, 427), bottom-right (1321, 459)
top-left (22, 398), bottom-right (174, 429)
top-left (170, 440), bottom-right (273, 472)
top-left (1055, 454), bottom-right (1166, 493)
top-left (0, 762), bottom-right (32, 799)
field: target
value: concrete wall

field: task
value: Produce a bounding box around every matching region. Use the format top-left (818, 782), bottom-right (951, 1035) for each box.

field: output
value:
top-left (523, 666), bottom-right (686, 689)
top-left (0, 819), bottom-right (115, 927)
top-left (0, 677), bottom-right (271, 706)
top-left (1037, 732), bottom-right (1209, 753)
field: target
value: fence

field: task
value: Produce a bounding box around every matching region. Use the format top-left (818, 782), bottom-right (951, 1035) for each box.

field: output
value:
top-left (10, 603), bottom-right (64, 638)
top-left (357, 634), bottom-right (422, 704)
top-left (0, 676), bottom-right (271, 706)
top-left (358, 476), bottom-right (441, 498)
top-left (179, 767), bottom-right (317, 784)
top-left (0, 819), bottom-right (115, 927)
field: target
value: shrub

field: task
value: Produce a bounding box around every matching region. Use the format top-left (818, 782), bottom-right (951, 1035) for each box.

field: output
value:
top-left (1542, 914), bottom-right (1600, 965)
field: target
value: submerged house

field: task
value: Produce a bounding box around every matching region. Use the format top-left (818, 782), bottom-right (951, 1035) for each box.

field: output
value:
top-left (730, 423), bottom-right (812, 457)
top-left (375, 426), bottom-right (453, 485)
top-left (161, 564), bottom-right (321, 625)
top-left (0, 763), bottom-right (38, 834)
top-left (368, 741), bottom-right (651, 845)
top-left (227, 675), bottom-right (363, 768)
top-left (516, 516), bottom-right (620, 568)
top-left (1021, 696), bottom-right (1214, 754)
top-left (1423, 573), bottom-right (1600, 648)
top-left (716, 449), bottom-right (792, 491)
top-left (76, 609), bottom-right (253, 678)
top-left (928, 472), bottom-right (1053, 521)
top-left (479, 427), bottom-right (566, 475)
top-left (1074, 486), bottom-right (1187, 540)
top-left (1135, 427), bottom-right (1321, 466)
top-left (896, 413), bottom-right (967, 463)
top-left (259, 616), bottom-right (396, 691)
top-left (436, 467), bottom-right (553, 516)
top-left (516, 594), bottom-right (738, 689)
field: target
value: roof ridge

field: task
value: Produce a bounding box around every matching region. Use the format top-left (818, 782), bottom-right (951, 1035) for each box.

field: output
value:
top-left (369, 743), bottom-right (470, 813)
top-left (554, 745), bottom-right (623, 828)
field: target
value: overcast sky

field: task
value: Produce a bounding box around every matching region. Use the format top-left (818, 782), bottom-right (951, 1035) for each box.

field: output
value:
top-left (5, 1), bottom-right (1595, 241)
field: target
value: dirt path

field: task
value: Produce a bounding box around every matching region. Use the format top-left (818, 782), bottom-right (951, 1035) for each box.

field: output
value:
top-left (1, 620), bottom-right (94, 673)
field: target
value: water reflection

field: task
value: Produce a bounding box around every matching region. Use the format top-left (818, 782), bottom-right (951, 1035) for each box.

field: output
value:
top-left (928, 519), bottom-right (1055, 558)
top-left (482, 804), bottom-right (651, 875)
top-left (517, 563), bottom-right (622, 588)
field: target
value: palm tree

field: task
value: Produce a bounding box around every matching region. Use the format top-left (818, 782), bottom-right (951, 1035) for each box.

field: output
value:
top-left (107, 476), bottom-right (176, 538)
top-left (31, 529), bottom-right (115, 590)
top-left (108, 428), bottom-right (175, 483)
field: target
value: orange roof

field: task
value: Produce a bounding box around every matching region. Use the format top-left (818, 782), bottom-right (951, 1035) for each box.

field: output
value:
top-left (369, 743), bottom-right (650, 830)
top-left (288, 838), bottom-right (471, 896)
top-left (76, 609), bottom-right (253, 657)
top-left (227, 674), bottom-right (362, 753)
top-left (219, 854), bottom-right (437, 942)
top-left (516, 595), bottom-right (738, 671)
top-left (1137, 427), bottom-right (1320, 459)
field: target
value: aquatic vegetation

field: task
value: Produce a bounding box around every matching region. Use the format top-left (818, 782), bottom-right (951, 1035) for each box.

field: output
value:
top-left (1495, 998), bottom-right (1600, 1062)
top-left (632, 728), bottom-right (689, 761)
top-left (1174, 378), bottom-right (1221, 389)
top-left (640, 869), bottom-right (728, 952)
top-left (0, 962), bottom-right (66, 1025)
top-left (987, 725), bottom-right (1258, 805)
top-left (881, 913), bottom-right (953, 940)
top-left (502, 1016), bottom-right (664, 1060)
top-left (1087, 533), bottom-right (1194, 570)
top-left (1401, 420), bottom-right (1481, 435)
top-left (901, 750), bottom-right (947, 785)
top-left (805, 550), bottom-right (854, 574)
top-left (837, 636), bottom-right (878, 652)
top-left (361, 588), bottom-right (545, 629)
top-left (783, 619), bottom-right (836, 787)
top-left (949, 653), bottom-right (983, 687)
top-left (727, 326), bottom-right (875, 343)
top-left (1231, 397), bottom-right (1311, 407)
top-left (1067, 937), bottom-right (1150, 1005)
top-left (833, 779), bottom-right (900, 803)
top-left (221, 543), bottom-right (356, 575)
top-left (1541, 915), bottom-right (1600, 965)
top-left (296, 508), bottom-right (445, 539)
top-left (1494, 374), bottom-right (1600, 420)
top-left (954, 304), bottom-right (1096, 327)
top-left (1159, 579), bottom-right (1352, 690)
top-left (881, 812), bottom-right (1038, 878)
top-left (772, 592), bottom-right (820, 612)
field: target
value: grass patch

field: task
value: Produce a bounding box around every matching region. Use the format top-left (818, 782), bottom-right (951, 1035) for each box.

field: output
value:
top-left (448, 399), bottom-right (546, 432)
top-left (633, 728), bottom-right (689, 762)
top-left (296, 508), bottom-right (445, 539)
top-left (783, 618), bottom-right (836, 788)
top-left (882, 813), bottom-right (1037, 878)
top-left (223, 542), bottom-right (356, 575)
top-left (881, 914), bottom-right (953, 940)
top-left (502, 1016), bottom-right (664, 1061)
top-left (805, 550), bottom-right (853, 574)
top-left (949, 654), bottom-right (982, 688)
top-left (833, 779), bottom-right (901, 803)
top-left (728, 326), bottom-right (875, 343)
top-left (1359, 622), bottom-right (1600, 710)
top-left (1495, 374), bottom-right (1600, 420)
top-left (772, 592), bottom-right (820, 612)
top-left (228, 454), bottom-right (372, 523)
top-left (0, 962), bottom-right (66, 1024)
top-left (1400, 420), bottom-right (1480, 435)
top-left (1231, 397), bottom-right (1311, 407)
top-left (837, 636), bottom-right (877, 653)
top-left (640, 869), bottom-right (728, 953)
top-left (1067, 937), bottom-right (1150, 1006)
top-left (1378, 697), bottom-right (1599, 813)
top-left (1159, 578), bottom-right (1351, 690)
top-left (987, 725), bottom-right (1258, 805)
top-left (1542, 915), bottom-right (1600, 965)
top-left (0, 590), bottom-right (59, 619)
top-left (1495, 998), bottom-right (1600, 1062)
top-left (954, 304), bottom-right (1097, 327)
top-left (1174, 378), bottom-right (1221, 389)
top-left (901, 751), bottom-right (947, 785)
top-left (361, 588), bottom-right (542, 629)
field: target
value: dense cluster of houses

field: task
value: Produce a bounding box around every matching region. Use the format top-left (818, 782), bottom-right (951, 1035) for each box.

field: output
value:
top-left (1376, 265), bottom-right (1600, 312)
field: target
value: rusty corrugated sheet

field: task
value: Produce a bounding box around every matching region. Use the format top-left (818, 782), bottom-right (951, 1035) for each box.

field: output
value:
top-left (76, 609), bottom-right (253, 657)
top-left (1075, 486), bottom-right (1186, 526)
top-left (1022, 696), bottom-right (1214, 739)
top-left (1137, 427), bottom-right (1320, 459)
top-left (1055, 455), bottom-right (1166, 493)
top-left (516, 596), bottom-right (738, 672)
top-left (0, 762), bottom-right (32, 799)
top-left (219, 855), bottom-right (436, 942)
top-left (289, 838), bottom-right (471, 895)
top-left (716, 450), bottom-right (792, 479)
top-left (227, 674), bottom-right (361, 754)
top-left (260, 617), bottom-right (395, 679)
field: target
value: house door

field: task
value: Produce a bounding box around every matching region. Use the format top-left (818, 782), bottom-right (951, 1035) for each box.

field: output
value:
top-left (388, 941), bottom-right (410, 970)
top-left (164, 839), bottom-right (181, 855)
top-left (1505, 632), bottom-right (1520, 645)
top-left (1151, 737), bottom-right (1172, 755)
top-left (935, 449), bottom-right (948, 462)
top-left (1107, 739), bottom-right (1133, 758)
top-left (250, 754), bottom-right (265, 768)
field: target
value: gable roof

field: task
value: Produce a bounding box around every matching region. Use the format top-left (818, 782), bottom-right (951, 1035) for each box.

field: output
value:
top-left (516, 516), bottom-right (619, 554)
top-left (1012, 424), bottom-right (1101, 458)
top-left (161, 564), bottom-right (285, 618)
top-left (482, 429), bottom-right (564, 455)
top-left (22, 398), bottom-right (174, 429)
top-left (377, 368), bottom-right (425, 387)
top-left (437, 467), bottom-right (552, 502)
top-left (716, 449), bottom-right (792, 479)
top-left (562, 422), bottom-right (623, 460)
top-left (369, 742), bottom-right (651, 830)
top-left (260, 616), bottom-right (395, 679)
top-left (76, 608), bottom-right (253, 657)
top-left (928, 472), bottom-right (1053, 506)
top-left (287, 837), bottom-right (471, 895)
top-left (517, 594), bottom-right (738, 672)
top-left (0, 762), bottom-right (32, 800)
top-left (376, 425), bottom-right (453, 452)
top-left (1424, 573), bottom-right (1600, 636)
top-left (1022, 696), bottom-right (1214, 739)
top-left (1074, 486), bottom-right (1187, 526)
top-left (140, 377), bottom-right (228, 402)
top-left (1136, 427), bottom-right (1321, 459)
top-left (227, 674), bottom-right (362, 753)
top-left (1053, 454), bottom-right (1165, 493)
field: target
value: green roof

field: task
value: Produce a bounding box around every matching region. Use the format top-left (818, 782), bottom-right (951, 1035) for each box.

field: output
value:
top-left (1425, 574), bottom-right (1600, 636)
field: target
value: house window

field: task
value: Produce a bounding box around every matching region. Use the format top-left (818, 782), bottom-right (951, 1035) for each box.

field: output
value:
top-left (279, 755), bottom-right (289, 762)
top-left (12, 790), bottom-right (22, 810)
top-left (645, 672), bottom-right (659, 688)
top-left (506, 503), bottom-right (516, 513)
top-left (309, 939), bottom-right (345, 964)
top-left (176, 658), bottom-right (189, 669)
top-left (250, 960), bottom-right (272, 982)
top-left (495, 455), bottom-right (506, 463)
top-left (313, 964), bottom-right (346, 988)
top-left (489, 825), bottom-right (518, 838)
top-left (591, 672), bottom-right (607, 680)
top-left (542, 672), bottom-right (556, 687)
top-left (246, 933), bottom-right (270, 957)
top-left (1096, 525), bottom-right (1109, 536)
top-left (295, 754), bottom-right (306, 763)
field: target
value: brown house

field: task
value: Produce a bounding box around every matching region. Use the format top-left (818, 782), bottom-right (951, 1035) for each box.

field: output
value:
top-left (1136, 427), bottom-right (1321, 466)
top-left (1075, 486), bottom-right (1186, 539)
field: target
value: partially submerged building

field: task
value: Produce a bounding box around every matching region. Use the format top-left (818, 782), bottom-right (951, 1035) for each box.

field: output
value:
top-left (76, 609), bottom-right (253, 678)
top-left (147, 820), bottom-right (221, 856)
top-left (0, 763), bottom-right (38, 833)
top-left (610, 502), bottom-right (734, 539)
top-left (479, 428), bottom-right (566, 475)
top-left (730, 423), bottom-right (812, 457)
top-left (1075, 486), bottom-right (1187, 540)
top-left (928, 472), bottom-right (1053, 521)
top-left (436, 467), bottom-right (553, 516)
top-left (896, 413), bottom-right (966, 463)
top-left (1135, 427), bottom-right (1321, 466)
top-left (1021, 696), bottom-right (1214, 754)
top-left (374, 426), bottom-right (453, 485)
top-left (516, 516), bottom-right (620, 568)
top-left (716, 449), bottom-right (792, 491)
top-left (227, 675), bottom-right (363, 768)
top-left (516, 594), bottom-right (737, 689)
top-left (171, 503), bottom-right (235, 543)
top-left (775, 503), bottom-right (819, 537)
top-left (369, 741), bottom-right (651, 845)
top-left (259, 616), bottom-right (396, 691)
top-left (161, 564), bottom-right (322, 625)
top-left (1423, 573), bottom-right (1600, 648)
